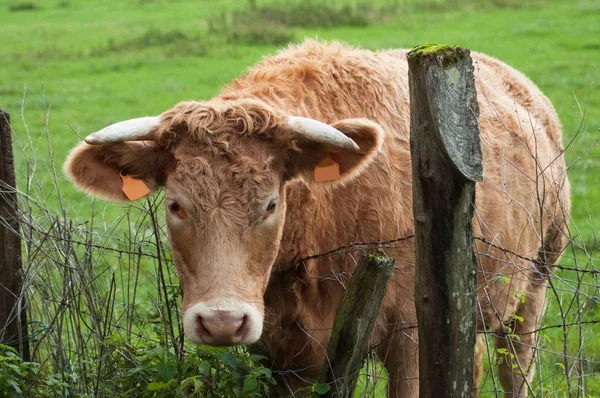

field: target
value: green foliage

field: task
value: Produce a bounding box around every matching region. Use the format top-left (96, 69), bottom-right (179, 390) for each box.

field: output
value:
top-left (118, 344), bottom-right (275, 397)
top-left (510, 289), bottom-right (532, 304)
top-left (1, 340), bottom-right (275, 397)
top-left (0, 345), bottom-right (71, 397)
top-left (496, 347), bottom-right (519, 370)
top-left (294, 382), bottom-right (333, 396)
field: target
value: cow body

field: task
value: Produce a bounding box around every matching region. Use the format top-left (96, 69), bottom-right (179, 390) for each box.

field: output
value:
top-left (225, 41), bottom-right (569, 396)
top-left (65, 40), bottom-right (570, 397)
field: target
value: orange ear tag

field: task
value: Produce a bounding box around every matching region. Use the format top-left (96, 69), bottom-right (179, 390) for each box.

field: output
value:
top-left (314, 154), bottom-right (341, 182)
top-left (120, 171), bottom-right (151, 201)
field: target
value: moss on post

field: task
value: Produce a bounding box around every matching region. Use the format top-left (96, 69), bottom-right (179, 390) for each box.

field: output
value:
top-left (408, 43), bottom-right (464, 67)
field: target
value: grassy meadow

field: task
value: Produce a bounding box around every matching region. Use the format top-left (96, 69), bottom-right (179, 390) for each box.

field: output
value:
top-left (0, 0), bottom-right (599, 396)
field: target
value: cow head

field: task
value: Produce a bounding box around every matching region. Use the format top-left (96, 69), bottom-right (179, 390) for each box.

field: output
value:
top-left (64, 98), bottom-right (383, 346)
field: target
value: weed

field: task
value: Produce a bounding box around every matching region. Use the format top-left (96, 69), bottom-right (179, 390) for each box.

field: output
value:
top-left (8, 2), bottom-right (39, 12)
top-left (225, 23), bottom-right (294, 46)
top-left (93, 27), bottom-right (208, 58)
top-left (209, 1), bottom-right (376, 46)
top-left (254, 2), bottom-right (371, 29)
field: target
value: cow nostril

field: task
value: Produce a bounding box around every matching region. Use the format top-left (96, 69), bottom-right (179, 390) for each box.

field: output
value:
top-left (197, 315), bottom-right (211, 338)
top-left (196, 312), bottom-right (247, 345)
top-left (233, 315), bottom-right (248, 338)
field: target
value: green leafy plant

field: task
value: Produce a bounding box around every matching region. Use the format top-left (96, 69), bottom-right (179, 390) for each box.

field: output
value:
top-left (0, 345), bottom-right (71, 397)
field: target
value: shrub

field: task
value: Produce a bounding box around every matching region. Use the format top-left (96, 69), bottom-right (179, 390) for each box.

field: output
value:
top-left (96, 336), bottom-right (276, 397)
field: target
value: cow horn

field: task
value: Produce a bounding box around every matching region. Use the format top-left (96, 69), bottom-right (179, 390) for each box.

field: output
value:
top-left (84, 116), bottom-right (161, 145)
top-left (287, 116), bottom-right (360, 152)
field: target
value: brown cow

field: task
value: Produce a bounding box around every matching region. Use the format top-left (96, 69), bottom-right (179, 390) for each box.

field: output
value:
top-left (64, 39), bottom-right (570, 397)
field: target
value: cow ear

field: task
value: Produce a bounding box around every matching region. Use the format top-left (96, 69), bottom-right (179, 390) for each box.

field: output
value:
top-left (286, 118), bottom-right (384, 186)
top-left (63, 141), bottom-right (172, 203)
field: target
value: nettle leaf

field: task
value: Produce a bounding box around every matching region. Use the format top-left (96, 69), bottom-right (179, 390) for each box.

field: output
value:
top-left (156, 361), bottom-right (176, 382)
top-left (540, 333), bottom-right (551, 348)
top-left (142, 347), bottom-right (167, 363)
top-left (313, 383), bottom-right (332, 395)
top-left (249, 354), bottom-right (267, 362)
top-left (242, 375), bottom-right (258, 394)
top-left (7, 379), bottom-right (23, 397)
top-left (180, 376), bottom-right (204, 392)
top-left (219, 351), bottom-right (249, 372)
top-left (198, 361), bottom-right (211, 375)
top-left (497, 348), bottom-right (507, 355)
top-left (511, 314), bottom-right (524, 323)
top-left (0, 345), bottom-right (19, 356)
top-left (147, 381), bottom-right (167, 391)
top-left (8, 363), bottom-right (22, 375)
top-left (254, 367), bottom-right (272, 378)
top-left (194, 378), bottom-right (204, 392)
top-left (508, 333), bottom-right (521, 341)
top-left (124, 365), bottom-right (148, 377)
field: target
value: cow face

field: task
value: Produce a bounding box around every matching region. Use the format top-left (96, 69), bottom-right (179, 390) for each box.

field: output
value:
top-left (64, 99), bottom-right (383, 346)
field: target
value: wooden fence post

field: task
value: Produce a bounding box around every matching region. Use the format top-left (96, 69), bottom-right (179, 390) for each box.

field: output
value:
top-left (320, 250), bottom-right (395, 397)
top-left (0, 109), bottom-right (29, 360)
top-left (408, 44), bottom-right (483, 397)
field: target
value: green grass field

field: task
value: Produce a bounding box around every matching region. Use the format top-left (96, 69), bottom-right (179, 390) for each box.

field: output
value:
top-left (1, 0), bottom-right (599, 396)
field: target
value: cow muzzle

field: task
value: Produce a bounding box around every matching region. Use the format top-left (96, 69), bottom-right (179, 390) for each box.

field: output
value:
top-left (183, 301), bottom-right (263, 346)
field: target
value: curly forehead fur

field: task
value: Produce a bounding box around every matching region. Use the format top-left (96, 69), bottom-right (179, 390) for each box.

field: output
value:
top-left (153, 98), bottom-right (289, 150)
top-left (172, 142), bottom-right (278, 192)
top-left (159, 100), bottom-right (285, 233)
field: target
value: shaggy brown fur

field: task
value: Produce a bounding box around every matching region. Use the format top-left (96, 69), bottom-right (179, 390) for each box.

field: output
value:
top-left (64, 39), bottom-right (570, 397)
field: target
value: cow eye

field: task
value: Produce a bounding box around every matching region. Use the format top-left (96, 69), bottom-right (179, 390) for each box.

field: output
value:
top-left (262, 200), bottom-right (277, 221)
top-left (168, 201), bottom-right (187, 220)
top-left (261, 200), bottom-right (277, 221)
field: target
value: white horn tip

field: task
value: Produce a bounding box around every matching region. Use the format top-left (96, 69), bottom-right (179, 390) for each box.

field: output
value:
top-left (347, 141), bottom-right (360, 152)
top-left (84, 133), bottom-right (102, 145)
top-left (83, 116), bottom-right (161, 145)
top-left (336, 139), bottom-right (360, 152)
top-left (288, 116), bottom-right (360, 152)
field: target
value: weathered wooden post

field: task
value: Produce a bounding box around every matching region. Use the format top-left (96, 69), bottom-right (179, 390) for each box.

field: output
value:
top-left (320, 250), bottom-right (395, 397)
top-left (408, 44), bottom-right (483, 397)
top-left (0, 109), bottom-right (29, 360)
